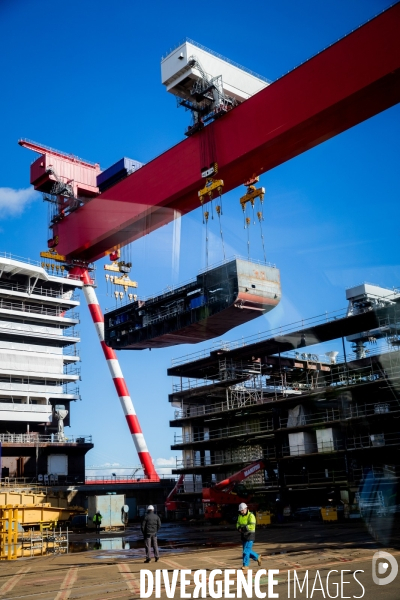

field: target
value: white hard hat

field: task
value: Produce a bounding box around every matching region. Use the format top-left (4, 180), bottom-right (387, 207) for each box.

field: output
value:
top-left (238, 503), bottom-right (248, 511)
top-left (147, 505), bottom-right (154, 511)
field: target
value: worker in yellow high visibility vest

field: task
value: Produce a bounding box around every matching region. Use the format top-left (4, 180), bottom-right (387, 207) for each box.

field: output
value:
top-left (236, 502), bottom-right (262, 572)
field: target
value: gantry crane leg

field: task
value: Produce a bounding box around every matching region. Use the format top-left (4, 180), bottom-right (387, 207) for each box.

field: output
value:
top-left (69, 266), bottom-right (159, 481)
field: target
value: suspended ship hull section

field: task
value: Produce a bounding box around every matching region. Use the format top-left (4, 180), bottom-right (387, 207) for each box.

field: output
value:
top-left (105, 259), bottom-right (281, 350)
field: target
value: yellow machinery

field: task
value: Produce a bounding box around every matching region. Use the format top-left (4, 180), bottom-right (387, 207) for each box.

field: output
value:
top-left (256, 510), bottom-right (271, 526)
top-left (0, 489), bottom-right (84, 528)
top-left (321, 506), bottom-right (338, 522)
top-left (0, 506), bottom-right (19, 560)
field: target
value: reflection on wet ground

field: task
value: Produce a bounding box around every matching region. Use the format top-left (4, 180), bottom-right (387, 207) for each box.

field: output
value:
top-left (68, 518), bottom-right (400, 559)
top-left (69, 522), bottom-right (237, 558)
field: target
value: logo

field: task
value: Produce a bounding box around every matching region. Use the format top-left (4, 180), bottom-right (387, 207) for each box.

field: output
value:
top-left (244, 464), bottom-right (261, 477)
top-left (372, 551), bottom-right (398, 585)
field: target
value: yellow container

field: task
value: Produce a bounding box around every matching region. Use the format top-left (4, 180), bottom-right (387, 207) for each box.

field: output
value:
top-left (321, 506), bottom-right (338, 521)
top-left (256, 510), bottom-right (271, 525)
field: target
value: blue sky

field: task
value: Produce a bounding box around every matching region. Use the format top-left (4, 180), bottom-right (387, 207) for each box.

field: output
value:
top-left (0, 0), bottom-right (399, 475)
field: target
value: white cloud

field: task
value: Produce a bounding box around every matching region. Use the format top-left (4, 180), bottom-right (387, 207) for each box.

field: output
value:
top-left (155, 457), bottom-right (175, 467)
top-left (155, 457), bottom-right (176, 475)
top-left (0, 187), bottom-right (39, 219)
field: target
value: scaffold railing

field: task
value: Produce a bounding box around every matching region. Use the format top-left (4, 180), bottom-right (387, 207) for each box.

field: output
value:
top-left (173, 419), bottom-right (274, 445)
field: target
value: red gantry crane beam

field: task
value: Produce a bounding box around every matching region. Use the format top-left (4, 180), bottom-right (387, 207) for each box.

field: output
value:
top-left (48, 4), bottom-right (400, 262)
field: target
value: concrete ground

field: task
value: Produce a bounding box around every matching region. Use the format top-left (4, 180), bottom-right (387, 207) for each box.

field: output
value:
top-left (1, 521), bottom-right (400, 599)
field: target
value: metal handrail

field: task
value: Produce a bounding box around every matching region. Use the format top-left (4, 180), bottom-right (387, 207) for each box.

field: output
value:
top-left (175, 449), bottom-right (274, 469)
top-left (173, 392), bottom-right (276, 420)
top-left (279, 408), bottom-right (340, 429)
top-left (0, 433), bottom-right (92, 444)
top-left (84, 474), bottom-right (175, 484)
top-left (347, 432), bottom-right (400, 450)
top-left (0, 299), bottom-right (78, 320)
top-left (0, 251), bottom-right (83, 281)
top-left (161, 38), bottom-right (271, 83)
top-left (0, 279), bottom-right (79, 301)
top-left (172, 378), bottom-right (214, 393)
top-left (18, 138), bottom-right (99, 167)
top-left (284, 470), bottom-right (348, 486)
top-left (0, 322), bottom-right (80, 339)
top-left (63, 345), bottom-right (80, 357)
top-left (173, 420), bottom-right (273, 445)
top-left (282, 439), bottom-right (344, 457)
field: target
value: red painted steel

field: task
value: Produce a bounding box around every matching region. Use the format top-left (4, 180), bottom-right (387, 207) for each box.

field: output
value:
top-left (49, 5), bottom-right (400, 261)
top-left (69, 266), bottom-right (159, 481)
top-left (19, 140), bottom-right (100, 198)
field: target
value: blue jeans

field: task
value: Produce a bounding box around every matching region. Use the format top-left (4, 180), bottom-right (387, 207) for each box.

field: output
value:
top-left (242, 540), bottom-right (259, 567)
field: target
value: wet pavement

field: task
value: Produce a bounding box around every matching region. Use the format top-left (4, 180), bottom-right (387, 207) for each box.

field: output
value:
top-left (1, 521), bottom-right (400, 598)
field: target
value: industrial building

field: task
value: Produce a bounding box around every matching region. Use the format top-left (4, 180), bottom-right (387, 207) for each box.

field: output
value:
top-left (0, 253), bottom-right (93, 483)
top-left (167, 284), bottom-right (400, 516)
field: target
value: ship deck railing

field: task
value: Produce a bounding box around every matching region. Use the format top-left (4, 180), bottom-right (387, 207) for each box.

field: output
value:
top-left (0, 433), bottom-right (92, 445)
top-left (0, 279), bottom-right (79, 301)
top-left (0, 298), bottom-right (78, 319)
top-left (0, 251), bottom-right (83, 282)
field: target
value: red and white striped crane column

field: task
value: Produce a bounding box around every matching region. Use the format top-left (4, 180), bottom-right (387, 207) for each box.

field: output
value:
top-left (69, 266), bottom-right (159, 481)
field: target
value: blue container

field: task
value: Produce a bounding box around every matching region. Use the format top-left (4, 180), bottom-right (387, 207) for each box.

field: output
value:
top-left (190, 295), bottom-right (206, 310)
top-left (97, 157), bottom-right (144, 190)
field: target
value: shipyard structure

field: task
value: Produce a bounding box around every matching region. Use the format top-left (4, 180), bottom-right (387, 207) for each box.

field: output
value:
top-left (0, 254), bottom-right (93, 483)
top-left (168, 284), bottom-right (400, 516)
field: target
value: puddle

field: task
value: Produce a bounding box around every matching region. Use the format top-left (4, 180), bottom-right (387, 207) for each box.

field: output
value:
top-left (68, 533), bottom-right (238, 558)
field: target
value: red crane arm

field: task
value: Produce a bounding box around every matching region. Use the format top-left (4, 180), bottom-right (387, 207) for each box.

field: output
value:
top-left (212, 460), bottom-right (265, 491)
top-left (166, 474), bottom-right (185, 501)
top-left (51, 4), bottom-right (400, 262)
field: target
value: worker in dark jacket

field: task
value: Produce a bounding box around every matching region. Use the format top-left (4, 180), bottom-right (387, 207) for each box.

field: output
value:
top-left (141, 505), bottom-right (161, 563)
top-left (236, 502), bottom-right (262, 572)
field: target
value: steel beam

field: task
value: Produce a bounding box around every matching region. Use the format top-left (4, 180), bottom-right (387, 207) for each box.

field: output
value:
top-left (53, 4), bottom-right (400, 261)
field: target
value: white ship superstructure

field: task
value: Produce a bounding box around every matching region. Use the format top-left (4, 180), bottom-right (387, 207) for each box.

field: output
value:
top-left (0, 253), bottom-right (92, 482)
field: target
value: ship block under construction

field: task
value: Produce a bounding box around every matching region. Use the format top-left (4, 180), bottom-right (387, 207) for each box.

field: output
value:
top-left (105, 258), bottom-right (281, 350)
top-left (167, 284), bottom-right (400, 515)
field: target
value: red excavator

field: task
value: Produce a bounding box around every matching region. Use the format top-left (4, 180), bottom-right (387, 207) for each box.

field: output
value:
top-left (202, 460), bottom-right (266, 520)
